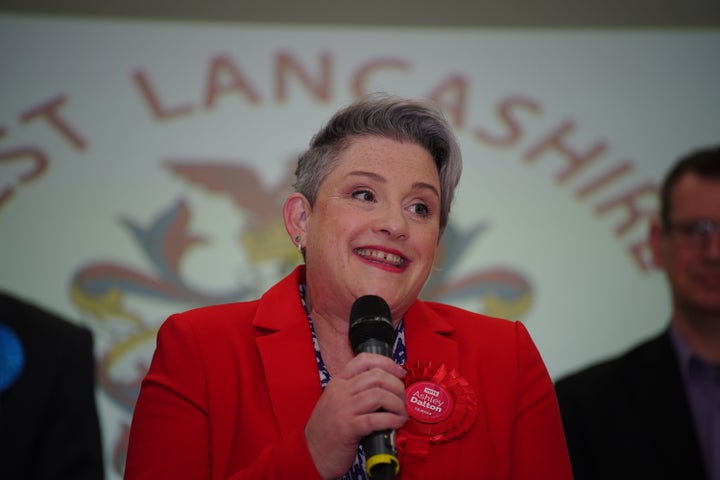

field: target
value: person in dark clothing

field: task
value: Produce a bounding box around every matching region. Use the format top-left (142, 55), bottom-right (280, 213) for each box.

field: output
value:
top-left (555, 146), bottom-right (720, 480)
top-left (0, 290), bottom-right (104, 480)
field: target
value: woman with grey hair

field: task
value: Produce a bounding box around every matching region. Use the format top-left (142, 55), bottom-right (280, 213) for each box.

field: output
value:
top-left (125, 93), bottom-right (571, 480)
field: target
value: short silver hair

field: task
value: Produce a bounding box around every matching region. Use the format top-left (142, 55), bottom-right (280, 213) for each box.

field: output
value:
top-left (293, 93), bottom-right (463, 235)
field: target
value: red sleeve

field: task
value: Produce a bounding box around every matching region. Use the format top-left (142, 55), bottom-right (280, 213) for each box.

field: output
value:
top-left (510, 321), bottom-right (573, 480)
top-left (124, 314), bottom-right (321, 480)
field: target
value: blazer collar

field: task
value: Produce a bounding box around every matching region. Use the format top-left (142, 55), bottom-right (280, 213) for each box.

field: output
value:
top-left (404, 300), bottom-right (459, 369)
top-left (399, 301), bottom-right (461, 480)
top-left (253, 266), bottom-right (321, 434)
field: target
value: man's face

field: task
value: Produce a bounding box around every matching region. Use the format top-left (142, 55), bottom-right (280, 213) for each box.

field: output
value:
top-left (651, 173), bottom-right (720, 317)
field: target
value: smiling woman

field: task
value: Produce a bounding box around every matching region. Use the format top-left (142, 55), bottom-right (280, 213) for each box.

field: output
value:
top-left (124, 93), bottom-right (572, 480)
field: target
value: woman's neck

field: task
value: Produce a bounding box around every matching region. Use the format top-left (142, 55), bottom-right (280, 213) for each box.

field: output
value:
top-left (311, 310), bottom-right (355, 376)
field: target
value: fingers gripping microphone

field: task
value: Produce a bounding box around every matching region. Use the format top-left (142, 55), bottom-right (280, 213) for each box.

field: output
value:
top-left (349, 295), bottom-right (400, 480)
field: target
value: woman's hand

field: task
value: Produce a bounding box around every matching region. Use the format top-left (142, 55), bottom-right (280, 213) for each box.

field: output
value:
top-left (304, 353), bottom-right (408, 479)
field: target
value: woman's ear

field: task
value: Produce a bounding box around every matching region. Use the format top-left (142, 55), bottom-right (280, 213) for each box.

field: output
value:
top-left (283, 192), bottom-right (309, 241)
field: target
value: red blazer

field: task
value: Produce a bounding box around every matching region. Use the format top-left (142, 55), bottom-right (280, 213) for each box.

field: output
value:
top-left (125, 266), bottom-right (571, 480)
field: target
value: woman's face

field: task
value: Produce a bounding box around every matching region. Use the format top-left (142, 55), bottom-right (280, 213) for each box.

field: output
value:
top-left (304, 136), bottom-right (442, 321)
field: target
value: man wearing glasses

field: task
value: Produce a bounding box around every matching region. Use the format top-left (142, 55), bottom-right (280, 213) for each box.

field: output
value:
top-left (555, 146), bottom-right (720, 480)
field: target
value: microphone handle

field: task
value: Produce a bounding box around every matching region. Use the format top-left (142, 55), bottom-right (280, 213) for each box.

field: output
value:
top-left (363, 433), bottom-right (398, 480)
top-left (357, 338), bottom-right (398, 479)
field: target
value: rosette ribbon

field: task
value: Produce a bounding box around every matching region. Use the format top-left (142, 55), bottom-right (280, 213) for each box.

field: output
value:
top-left (396, 361), bottom-right (477, 479)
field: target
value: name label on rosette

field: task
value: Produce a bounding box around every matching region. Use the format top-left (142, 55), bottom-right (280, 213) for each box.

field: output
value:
top-left (406, 380), bottom-right (453, 423)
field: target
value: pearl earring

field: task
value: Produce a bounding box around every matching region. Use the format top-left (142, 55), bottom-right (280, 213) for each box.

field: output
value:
top-left (294, 235), bottom-right (302, 252)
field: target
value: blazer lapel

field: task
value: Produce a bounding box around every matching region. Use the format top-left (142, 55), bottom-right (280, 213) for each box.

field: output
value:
top-left (253, 268), bottom-right (322, 435)
top-left (404, 301), bottom-right (458, 368)
top-left (400, 301), bottom-right (460, 480)
top-left (633, 331), bottom-right (707, 478)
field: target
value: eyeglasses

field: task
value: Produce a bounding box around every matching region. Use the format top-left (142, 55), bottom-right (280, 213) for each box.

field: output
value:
top-left (666, 219), bottom-right (720, 248)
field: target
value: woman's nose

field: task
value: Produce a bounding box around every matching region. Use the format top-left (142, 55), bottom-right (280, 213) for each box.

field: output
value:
top-left (376, 205), bottom-right (409, 239)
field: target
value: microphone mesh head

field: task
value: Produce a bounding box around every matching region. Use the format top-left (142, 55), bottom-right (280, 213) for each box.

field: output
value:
top-left (349, 295), bottom-right (394, 352)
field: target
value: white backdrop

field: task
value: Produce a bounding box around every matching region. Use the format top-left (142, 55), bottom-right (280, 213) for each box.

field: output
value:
top-left (1, 14), bottom-right (719, 478)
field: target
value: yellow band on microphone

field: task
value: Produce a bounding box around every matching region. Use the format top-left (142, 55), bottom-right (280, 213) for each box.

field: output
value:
top-left (366, 453), bottom-right (400, 476)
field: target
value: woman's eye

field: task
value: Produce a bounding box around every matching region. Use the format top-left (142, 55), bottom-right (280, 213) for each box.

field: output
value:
top-left (410, 203), bottom-right (430, 217)
top-left (352, 189), bottom-right (375, 202)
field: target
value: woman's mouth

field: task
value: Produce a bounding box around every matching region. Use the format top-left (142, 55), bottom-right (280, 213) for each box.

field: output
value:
top-left (354, 248), bottom-right (407, 267)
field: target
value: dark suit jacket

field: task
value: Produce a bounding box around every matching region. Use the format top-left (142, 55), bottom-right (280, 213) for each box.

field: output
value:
top-left (554, 328), bottom-right (707, 480)
top-left (0, 291), bottom-right (104, 480)
top-left (125, 265), bottom-right (572, 480)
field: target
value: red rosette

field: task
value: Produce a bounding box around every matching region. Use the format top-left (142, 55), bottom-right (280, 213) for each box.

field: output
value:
top-left (397, 360), bottom-right (477, 449)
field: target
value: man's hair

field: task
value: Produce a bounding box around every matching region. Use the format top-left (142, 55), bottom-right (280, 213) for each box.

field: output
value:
top-left (660, 145), bottom-right (720, 229)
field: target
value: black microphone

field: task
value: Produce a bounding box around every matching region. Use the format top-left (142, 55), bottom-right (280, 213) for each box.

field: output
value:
top-left (349, 295), bottom-right (400, 480)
